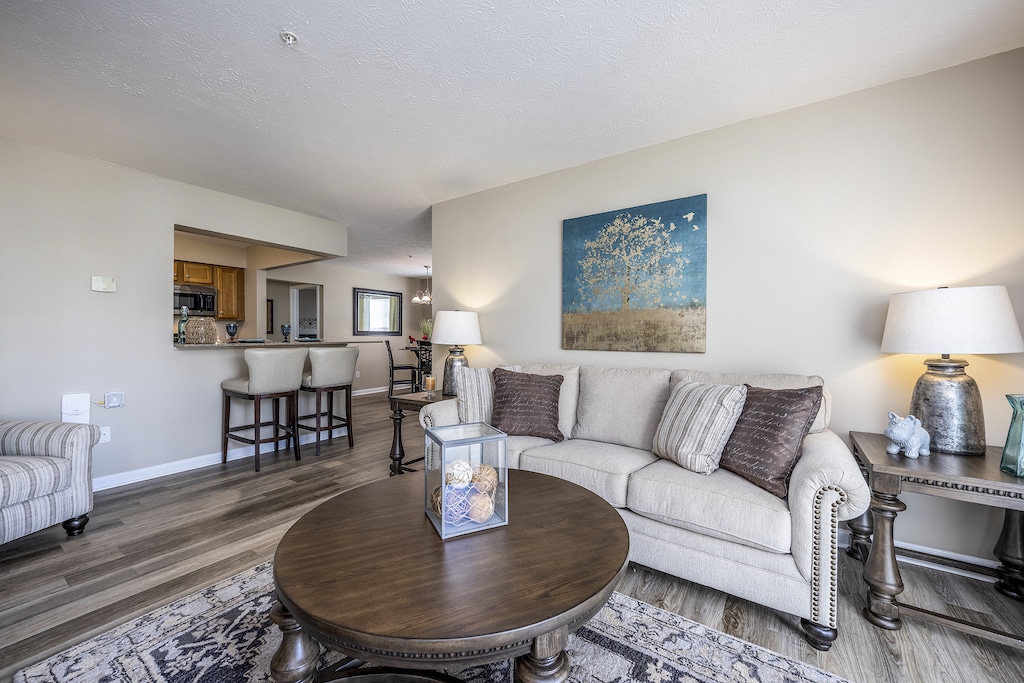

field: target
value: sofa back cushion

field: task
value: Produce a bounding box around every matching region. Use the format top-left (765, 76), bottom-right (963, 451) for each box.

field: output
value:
top-left (573, 366), bottom-right (672, 450)
top-left (672, 369), bottom-right (830, 433)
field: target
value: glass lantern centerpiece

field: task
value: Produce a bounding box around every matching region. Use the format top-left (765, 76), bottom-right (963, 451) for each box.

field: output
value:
top-left (424, 423), bottom-right (507, 539)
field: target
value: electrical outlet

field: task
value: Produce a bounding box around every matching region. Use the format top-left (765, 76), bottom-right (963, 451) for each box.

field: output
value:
top-left (355, 371), bottom-right (360, 378)
top-left (104, 391), bottom-right (124, 408)
top-left (99, 427), bottom-right (111, 443)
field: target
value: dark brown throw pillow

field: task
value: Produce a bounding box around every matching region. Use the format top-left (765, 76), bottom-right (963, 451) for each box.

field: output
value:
top-left (719, 385), bottom-right (823, 498)
top-left (490, 368), bottom-right (565, 442)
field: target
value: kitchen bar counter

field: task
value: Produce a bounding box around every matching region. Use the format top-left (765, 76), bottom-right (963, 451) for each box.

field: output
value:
top-left (172, 340), bottom-right (356, 349)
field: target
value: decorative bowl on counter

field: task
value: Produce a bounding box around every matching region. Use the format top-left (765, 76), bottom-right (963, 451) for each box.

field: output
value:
top-left (183, 317), bottom-right (218, 344)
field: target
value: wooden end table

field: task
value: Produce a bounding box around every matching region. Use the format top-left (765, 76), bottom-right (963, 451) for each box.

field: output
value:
top-left (848, 431), bottom-right (1024, 649)
top-left (271, 469), bottom-right (630, 683)
top-left (389, 391), bottom-right (447, 475)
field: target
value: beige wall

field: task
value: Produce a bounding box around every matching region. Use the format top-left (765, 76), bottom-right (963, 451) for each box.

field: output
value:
top-left (0, 137), bottom-right (359, 485)
top-left (268, 260), bottom-right (434, 393)
top-left (432, 48), bottom-right (1024, 559)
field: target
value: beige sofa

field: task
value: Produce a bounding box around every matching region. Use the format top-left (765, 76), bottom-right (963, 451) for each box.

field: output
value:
top-left (0, 421), bottom-right (100, 545)
top-left (419, 364), bottom-right (870, 650)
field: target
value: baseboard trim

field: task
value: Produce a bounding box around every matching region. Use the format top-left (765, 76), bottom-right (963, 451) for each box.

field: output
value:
top-left (838, 528), bottom-right (999, 583)
top-left (93, 427), bottom-right (350, 492)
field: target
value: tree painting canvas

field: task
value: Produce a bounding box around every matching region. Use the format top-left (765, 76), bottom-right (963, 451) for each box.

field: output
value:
top-left (562, 194), bottom-right (707, 353)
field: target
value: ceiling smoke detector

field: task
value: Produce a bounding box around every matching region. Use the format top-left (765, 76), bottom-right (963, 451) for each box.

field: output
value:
top-left (280, 31), bottom-right (299, 46)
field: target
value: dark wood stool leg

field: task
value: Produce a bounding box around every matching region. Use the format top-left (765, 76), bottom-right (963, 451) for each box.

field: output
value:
top-left (292, 391), bottom-right (301, 460)
top-left (273, 398), bottom-right (281, 454)
top-left (345, 386), bottom-right (354, 447)
top-left (326, 389), bottom-right (334, 446)
top-left (253, 396), bottom-right (262, 473)
top-left (221, 391), bottom-right (230, 463)
top-left (314, 388), bottom-right (323, 456)
top-left (995, 509), bottom-right (1024, 600)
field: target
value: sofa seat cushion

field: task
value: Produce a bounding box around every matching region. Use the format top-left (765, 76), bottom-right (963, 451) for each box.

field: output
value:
top-left (0, 455), bottom-right (73, 507)
top-left (506, 435), bottom-right (557, 469)
top-left (626, 459), bottom-right (792, 554)
top-left (519, 440), bottom-right (658, 508)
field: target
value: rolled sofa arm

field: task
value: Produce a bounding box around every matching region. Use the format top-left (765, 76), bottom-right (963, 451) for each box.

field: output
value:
top-left (0, 421), bottom-right (101, 461)
top-left (787, 429), bottom-right (871, 627)
top-left (419, 399), bottom-right (460, 430)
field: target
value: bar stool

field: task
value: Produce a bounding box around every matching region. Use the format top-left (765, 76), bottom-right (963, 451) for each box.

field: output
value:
top-left (299, 346), bottom-right (360, 455)
top-left (222, 347), bottom-right (308, 472)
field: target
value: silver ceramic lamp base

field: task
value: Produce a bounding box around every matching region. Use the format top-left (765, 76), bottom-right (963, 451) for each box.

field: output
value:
top-left (908, 357), bottom-right (986, 455)
top-left (442, 345), bottom-right (467, 396)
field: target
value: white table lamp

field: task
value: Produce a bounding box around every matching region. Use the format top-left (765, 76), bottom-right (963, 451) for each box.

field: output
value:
top-left (881, 285), bottom-right (1024, 455)
top-left (431, 310), bottom-right (482, 396)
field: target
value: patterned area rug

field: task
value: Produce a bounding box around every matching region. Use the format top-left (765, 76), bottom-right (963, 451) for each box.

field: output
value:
top-left (15, 561), bottom-right (850, 683)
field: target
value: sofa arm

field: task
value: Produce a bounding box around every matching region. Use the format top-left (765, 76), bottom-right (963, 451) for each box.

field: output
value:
top-left (786, 429), bottom-right (870, 627)
top-left (0, 421), bottom-right (101, 461)
top-left (419, 399), bottom-right (460, 430)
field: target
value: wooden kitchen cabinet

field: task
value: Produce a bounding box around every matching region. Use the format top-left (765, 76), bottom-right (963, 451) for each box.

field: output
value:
top-left (175, 260), bottom-right (216, 284)
top-left (215, 266), bottom-right (245, 320)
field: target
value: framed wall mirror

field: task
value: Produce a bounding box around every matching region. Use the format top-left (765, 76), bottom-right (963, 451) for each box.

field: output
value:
top-left (353, 288), bottom-right (402, 336)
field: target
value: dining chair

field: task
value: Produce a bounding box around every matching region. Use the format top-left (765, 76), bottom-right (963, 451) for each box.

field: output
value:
top-left (385, 339), bottom-right (418, 397)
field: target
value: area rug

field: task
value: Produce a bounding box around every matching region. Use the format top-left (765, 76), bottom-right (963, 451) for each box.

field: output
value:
top-left (15, 561), bottom-right (850, 683)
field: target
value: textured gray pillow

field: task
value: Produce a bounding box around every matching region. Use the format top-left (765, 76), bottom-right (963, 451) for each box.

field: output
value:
top-left (720, 385), bottom-right (823, 498)
top-left (490, 368), bottom-right (565, 441)
top-left (652, 381), bottom-right (747, 474)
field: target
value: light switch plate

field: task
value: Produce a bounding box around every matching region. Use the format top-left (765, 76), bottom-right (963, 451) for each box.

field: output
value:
top-left (91, 276), bottom-right (117, 292)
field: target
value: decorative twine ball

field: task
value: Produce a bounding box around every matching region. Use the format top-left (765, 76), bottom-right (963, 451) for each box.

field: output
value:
top-left (467, 490), bottom-right (495, 524)
top-left (471, 464), bottom-right (499, 494)
top-left (443, 486), bottom-right (472, 525)
top-left (445, 459), bottom-right (474, 488)
top-left (430, 486), bottom-right (443, 518)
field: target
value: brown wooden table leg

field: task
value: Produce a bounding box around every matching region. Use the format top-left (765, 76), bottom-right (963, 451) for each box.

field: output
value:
top-left (995, 509), bottom-right (1024, 600)
top-left (270, 599), bottom-right (320, 683)
top-left (846, 508), bottom-right (873, 563)
top-left (863, 471), bottom-right (906, 630)
top-left (389, 403), bottom-right (406, 476)
top-left (514, 626), bottom-right (570, 683)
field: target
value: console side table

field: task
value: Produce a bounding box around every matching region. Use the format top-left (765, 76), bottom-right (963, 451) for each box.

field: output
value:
top-left (848, 431), bottom-right (1024, 649)
top-left (389, 391), bottom-right (446, 475)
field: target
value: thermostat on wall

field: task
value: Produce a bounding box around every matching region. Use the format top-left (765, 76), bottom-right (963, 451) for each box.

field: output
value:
top-left (91, 276), bottom-right (117, 292)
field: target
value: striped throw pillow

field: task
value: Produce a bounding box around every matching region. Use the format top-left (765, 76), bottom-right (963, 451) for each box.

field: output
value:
top-left (652, 381), bottom-right (747, 474)
top-left (455, 365), bottom-right (521, 424)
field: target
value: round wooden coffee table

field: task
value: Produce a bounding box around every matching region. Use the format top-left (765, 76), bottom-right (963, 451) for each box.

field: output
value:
top-left (271, 469), bottom-right (630, 683)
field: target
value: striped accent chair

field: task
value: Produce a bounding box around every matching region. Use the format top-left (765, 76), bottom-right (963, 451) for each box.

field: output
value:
top-left (0, 421), bottom-right (100, 545)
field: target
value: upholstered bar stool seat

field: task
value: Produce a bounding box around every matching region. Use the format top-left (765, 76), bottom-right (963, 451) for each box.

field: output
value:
top-left (222, 347), bottom-right (308, 472)
top-left (299, 346), bottom-right (360, 455)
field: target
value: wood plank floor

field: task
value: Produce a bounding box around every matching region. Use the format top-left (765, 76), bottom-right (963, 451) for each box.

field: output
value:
top-left (2, 392), bottom-right (1023, 682)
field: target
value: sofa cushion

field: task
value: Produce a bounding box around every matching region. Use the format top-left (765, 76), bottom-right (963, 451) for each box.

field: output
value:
top-left (719, 385), bottom-right (823, 498)
top-left (491, 368), bottom-right (564, 442)
top-left (455, 365), bottom-right (521, 424)
top-left (519, 364), bottom-right (580, 439)
top-left (519, 440), bottom-right (658, 508)
top-left (506, 435), bottom-right (556, 469)
top-left (671, 369), bottom-right (830, 433)
top-left (627, 459), bottom-right (792, 554)
top-left (652, 381), bottom-right (747, 474)
top-left (573, 366), bottom-right (671, 450)
top-left (0, 455), bottom-right (73, 507)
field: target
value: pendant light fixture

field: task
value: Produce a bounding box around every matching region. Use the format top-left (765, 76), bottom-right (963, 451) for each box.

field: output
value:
top-left (412, 266), bottom-right (432, 305)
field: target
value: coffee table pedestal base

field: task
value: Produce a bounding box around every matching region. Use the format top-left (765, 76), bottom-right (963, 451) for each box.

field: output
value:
top-left (271, 599), bottom-right (573, 683)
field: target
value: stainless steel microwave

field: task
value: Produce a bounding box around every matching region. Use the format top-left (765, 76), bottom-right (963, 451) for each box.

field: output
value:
top-left (173, 284), bottom-right (217, 317)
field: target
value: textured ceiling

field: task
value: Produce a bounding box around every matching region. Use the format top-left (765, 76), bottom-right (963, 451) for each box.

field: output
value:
top-left (1, 1), bottom-right (1022, 276)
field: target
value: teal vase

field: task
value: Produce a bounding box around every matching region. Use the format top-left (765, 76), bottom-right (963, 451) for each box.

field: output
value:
top-left (1001, 394), bottom-right (1024, 477)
